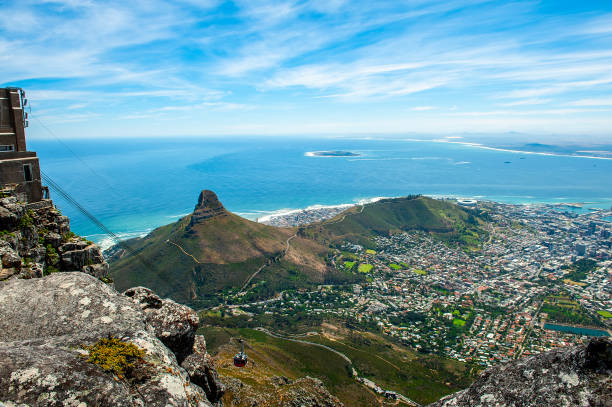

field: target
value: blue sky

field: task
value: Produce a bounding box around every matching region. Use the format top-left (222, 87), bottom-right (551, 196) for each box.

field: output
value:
top-left (2, 0), bottom-right (612, 141)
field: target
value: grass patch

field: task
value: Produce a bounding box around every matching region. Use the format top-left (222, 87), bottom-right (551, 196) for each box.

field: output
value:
top-left (309, 331), bottom-right (477, 405)
top-left (413, 269), bottom-right (427, 275)
top-left (343, 261), bottom-right (356, 271)
top-left (389, 263), bottom-right (402, 270)
top-left (541, 291), bottom-right (602, 327)
top-left (365, 249), bottom-right (376, 255)
top-left (453, 319), bottom-right (466, 327)
top-left (358, 263), bottom-right (373, 273)
top-left (564, 279), bottom-right (587, 287)
top-left (597, 310), bottom-right (612, 318)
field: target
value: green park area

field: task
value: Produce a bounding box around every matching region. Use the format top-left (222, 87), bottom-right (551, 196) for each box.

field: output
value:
top-left (453, 319), bottom-right (466, 327)
top-left (541, 292), bottom-right (602, 327)
top-left (413, 269), bottom-right (427, 275)
top-left (343, 261), bottom-right (355, 271)
top-left (562, 258), bottom-right (597, 283)
top-left (358, 263), bottom-right (373, 273)
top-left (389, 263), bottom-right (402, 270)
top-left (597, 310), bottom-right (612, 319)
top-left (365, 249), bottom-right (376, 255)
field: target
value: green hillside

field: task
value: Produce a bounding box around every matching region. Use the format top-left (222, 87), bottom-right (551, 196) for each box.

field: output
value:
top-left (303, 195), bottom-right (486, 250)
top-left (203, 325), bottom-right (477, 406)
top-left (110, 191), bottom-right (332, 307)
top-left (110, 193), bottom-right (486, 307)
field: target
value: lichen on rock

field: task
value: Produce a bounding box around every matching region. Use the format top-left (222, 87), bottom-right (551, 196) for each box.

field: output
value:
top-left (83, 336), bottom-right (146, 376)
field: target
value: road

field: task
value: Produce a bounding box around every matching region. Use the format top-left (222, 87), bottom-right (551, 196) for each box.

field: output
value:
top-left (515, 298), bottom-right (545, 359)
top-left (325, 204), bottom-right (365, 225)
top-left (253, 327), bottom-right (422, 407)
top-left (239, 232), bottom-right (297, 293)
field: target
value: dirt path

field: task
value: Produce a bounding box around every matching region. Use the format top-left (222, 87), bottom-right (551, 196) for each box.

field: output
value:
top-left (166, 239), bottom-right (202, 264)
top-left (323, 334), bottom-right (401, 372)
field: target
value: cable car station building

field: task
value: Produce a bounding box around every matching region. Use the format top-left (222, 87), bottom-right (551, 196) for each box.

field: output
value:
top-left (0, 87), bottom-right (45, 203)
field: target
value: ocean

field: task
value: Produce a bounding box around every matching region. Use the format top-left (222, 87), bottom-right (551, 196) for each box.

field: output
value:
top-left (28, 136), bottom-right (612, 249)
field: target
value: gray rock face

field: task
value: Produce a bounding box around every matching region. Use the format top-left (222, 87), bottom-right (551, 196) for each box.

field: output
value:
top-left (0, 272), bottom-right (213, 406)
top-left (429, 337), bottom-right (612, 407)
top-left (0, 342), bottom-right (135, 406)
top-left (181, 335), bottom-right (226, 403)
top-left (124, 286), bottom-right (199, 363)
top-left (222, 375), bottom-right (343, 407)
top-left (0, 204), bottom-right (20, 230)
top-left (276, 377), bottom-right (344, 407)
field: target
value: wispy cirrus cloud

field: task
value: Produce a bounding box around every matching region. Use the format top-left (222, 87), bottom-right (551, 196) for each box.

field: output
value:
top-left (1, 1), bottom-right (612, 139)
top-left (567, 98), bottom-right (612, 107)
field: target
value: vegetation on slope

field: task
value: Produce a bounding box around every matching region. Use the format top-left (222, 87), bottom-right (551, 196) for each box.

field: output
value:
top-left (110, 193), bottom-right (486, 307)
top-left (110, 208), bottom-right (330, 307)
top-left (202, 324), bottom-right (477, 406)
top-left (302, 195), bottom-right (486, 250)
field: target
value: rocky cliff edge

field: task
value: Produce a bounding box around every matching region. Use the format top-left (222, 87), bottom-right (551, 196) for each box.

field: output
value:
top-left (429, 337), bottom-right (611, 407)
top-left (0, 190), bottom-right (109, 281)
top-left (0, 272), bottom-right (225, 406)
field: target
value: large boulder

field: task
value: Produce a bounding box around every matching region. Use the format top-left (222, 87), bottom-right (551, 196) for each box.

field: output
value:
top-left (124, 286), bottom-right (199, 363)
top-left (181, 335), bottom-right (226, 403)
top-left (59, 241), bottom-right (106, 271)
top-left (0, 272), bottom-right (213, 406)
top-left (429, 337), bottom-right (612, 407)
top-left (0, 205), bottom-right (19, 230)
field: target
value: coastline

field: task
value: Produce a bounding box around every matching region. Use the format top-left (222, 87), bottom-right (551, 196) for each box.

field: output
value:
top-left (401, 137), bottom-right (612, 161)
top-left (92, 194), bottom-right (612, 251)
top-left (254, 194), bottom-right (612, 228)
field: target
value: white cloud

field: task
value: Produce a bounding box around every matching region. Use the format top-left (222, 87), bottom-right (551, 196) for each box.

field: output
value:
top-left (500, 99), bottom-right (551, 107)
top-left (567, 98), bottom-right (612, 107)
top-left (2, 1), bottom-right (612, 139)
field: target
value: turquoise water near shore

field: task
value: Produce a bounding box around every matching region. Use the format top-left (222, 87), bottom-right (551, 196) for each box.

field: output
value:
top-left (544, 323), bottom-right (610, 337)
top-left (28, 137), bottom-right (612, 248)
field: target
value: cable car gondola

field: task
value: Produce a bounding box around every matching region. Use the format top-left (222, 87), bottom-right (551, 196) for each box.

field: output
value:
top-left (233, 338), bottom-right (248, 368)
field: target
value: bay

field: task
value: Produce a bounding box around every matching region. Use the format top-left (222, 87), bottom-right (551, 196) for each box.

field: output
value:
top-left (28, 136), bottom-right (612, 248)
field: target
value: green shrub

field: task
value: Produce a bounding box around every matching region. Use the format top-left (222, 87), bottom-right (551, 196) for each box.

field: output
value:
top-left (46, 244), bottom-right (59, 265)
top-left (19, 210), bottom-right (34, 228)
top-left (62, 231), bottom-right (76, 242)
top-left (43, 265), bottom-right (60, 275)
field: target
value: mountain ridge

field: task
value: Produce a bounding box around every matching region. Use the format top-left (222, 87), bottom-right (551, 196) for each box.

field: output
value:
top-left (109, 191), bottom-right (486, 306)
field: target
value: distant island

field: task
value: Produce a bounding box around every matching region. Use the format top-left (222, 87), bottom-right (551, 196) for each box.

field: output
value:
top-left (306, 150), bottom-right (361, 157)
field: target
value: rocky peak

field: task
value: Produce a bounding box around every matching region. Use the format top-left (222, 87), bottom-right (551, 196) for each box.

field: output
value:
top-left (189, 190), bottom-right (227, 227)
top-left (195, 190), bottom-right (224, 212)
top-left (428, 337), bottom-right (612, 407)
